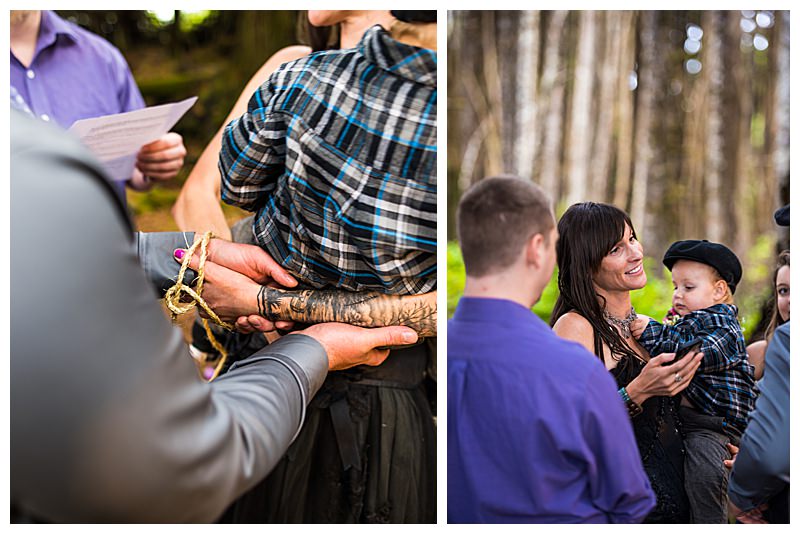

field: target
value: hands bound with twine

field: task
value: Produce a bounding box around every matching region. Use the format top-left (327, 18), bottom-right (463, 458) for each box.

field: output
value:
top-left (170, 235), bottom-right (421, 372)
top-left (172, 235), bottom-right (298, 333)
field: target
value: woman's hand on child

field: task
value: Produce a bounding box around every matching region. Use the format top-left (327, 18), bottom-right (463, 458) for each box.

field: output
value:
top-left (625, 350), bottom-right (703, 404)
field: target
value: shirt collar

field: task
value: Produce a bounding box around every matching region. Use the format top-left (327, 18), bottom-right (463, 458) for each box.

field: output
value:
top-left (36, 10), bottom-right (79, 55)
top-left (359, 25), bottom-right (436, 87)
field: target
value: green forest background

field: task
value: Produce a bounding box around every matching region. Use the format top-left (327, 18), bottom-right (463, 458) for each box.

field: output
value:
top-left (448, 11), bottom-right (790, 343)
top-left (57, 10), bottom-right (304, 231)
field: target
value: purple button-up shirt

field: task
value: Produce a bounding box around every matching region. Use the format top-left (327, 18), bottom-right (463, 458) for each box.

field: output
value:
top-left (11, 11), bottom-right (144, 199)
top-left (447, 297), bottom-right (656, 523)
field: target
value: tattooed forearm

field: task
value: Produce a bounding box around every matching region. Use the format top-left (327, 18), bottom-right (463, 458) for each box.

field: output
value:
top-left (256, 287), bottom-right (437, 337)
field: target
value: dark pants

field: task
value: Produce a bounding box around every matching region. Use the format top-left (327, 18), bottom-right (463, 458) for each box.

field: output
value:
top-left (679, 406), bottom-right (735, 524)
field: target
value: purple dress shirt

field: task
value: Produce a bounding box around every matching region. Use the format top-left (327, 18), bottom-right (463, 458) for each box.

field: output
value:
top-left (10, 10), bottom-right (145, 198)
top-left (448, 297), bottom-right (656, 523)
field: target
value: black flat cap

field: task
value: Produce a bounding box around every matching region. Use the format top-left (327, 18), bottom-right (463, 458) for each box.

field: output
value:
top-left (774, 204), bottom-right (789, 226)
top-left (663, 240), bottom-right (742, 294)
top-left (391, 11), bottom-right (437, 23)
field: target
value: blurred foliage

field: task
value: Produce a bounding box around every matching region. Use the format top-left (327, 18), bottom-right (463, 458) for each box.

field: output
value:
top-left (57, 10), bottom-right (302, 227)
top-left (447, 239), bottom-right (774, 343)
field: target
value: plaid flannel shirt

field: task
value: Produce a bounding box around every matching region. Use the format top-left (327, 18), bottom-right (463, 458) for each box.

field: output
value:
top-left (638, 304), bottom-right (756, 432)
top-left (220, 25), bottom-right (436, 295)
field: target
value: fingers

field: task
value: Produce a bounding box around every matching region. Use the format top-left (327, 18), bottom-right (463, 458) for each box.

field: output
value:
top-left (206, 239), bottom-right (298, 288)
top-left (649, 352), bottom-right (676, 366)
top-left (175, 247), bottom-right (201, 271)
top-left (234, 315), bottom-right (277, 333)
top-left (361, 326), bottom-right (418, 351)
top-left (139, 132), bottom-right (185, 154)
top-left (137, 133), bottom-right (186, 181)
top-left (723, 459), bottom-right (734, 470)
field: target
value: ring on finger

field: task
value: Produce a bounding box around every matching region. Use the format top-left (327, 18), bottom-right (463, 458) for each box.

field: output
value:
top-left (674, 373), bottom-right (683, 383)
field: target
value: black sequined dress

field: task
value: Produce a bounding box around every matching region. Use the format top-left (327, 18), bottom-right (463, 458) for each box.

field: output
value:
top-left (612, 355), bottom-right (690, 523)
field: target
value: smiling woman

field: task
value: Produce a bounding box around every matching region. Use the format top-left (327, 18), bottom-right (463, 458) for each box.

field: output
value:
top-left (550, 201), bottom-right (701, 523)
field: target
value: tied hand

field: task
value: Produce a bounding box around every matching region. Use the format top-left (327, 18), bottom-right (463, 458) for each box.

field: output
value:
top-left (174, 237), bottom-right (297, 332)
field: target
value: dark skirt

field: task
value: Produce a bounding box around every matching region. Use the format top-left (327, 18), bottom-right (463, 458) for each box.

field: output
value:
top-left (220, 341), bottom-right (437, 523)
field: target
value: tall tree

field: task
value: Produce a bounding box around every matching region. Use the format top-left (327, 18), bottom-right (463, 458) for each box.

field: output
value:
top-left (629, 11), bottom-right (657, 231)
top-left (702, 10), bottom-right (725, 243)
top-left (515, 11), bottom-right (540, 180)
top-left (565, 11), bottom-right (597, 206)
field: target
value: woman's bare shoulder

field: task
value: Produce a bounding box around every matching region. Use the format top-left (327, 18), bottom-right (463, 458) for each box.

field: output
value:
top-left (552, 312), bottom-right (595, 352)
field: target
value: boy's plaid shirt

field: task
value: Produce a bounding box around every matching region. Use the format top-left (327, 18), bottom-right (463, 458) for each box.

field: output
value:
top-left (639, 304), bottom-right (757, 432)
top-left (220, 26), bottom-right (436, 295)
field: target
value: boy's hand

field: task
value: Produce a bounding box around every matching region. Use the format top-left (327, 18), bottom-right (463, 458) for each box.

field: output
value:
top-left (631, 315), bottom-right (651, 338)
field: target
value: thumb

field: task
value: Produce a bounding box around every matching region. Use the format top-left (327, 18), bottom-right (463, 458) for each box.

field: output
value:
top-left (254, 256), bottom-right (297, 287)
top-left (364, 326), bottom-right (419, 349)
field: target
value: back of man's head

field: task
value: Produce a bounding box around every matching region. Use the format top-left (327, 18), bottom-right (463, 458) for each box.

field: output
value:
top-left (457, 175), bottom-right (554, 277)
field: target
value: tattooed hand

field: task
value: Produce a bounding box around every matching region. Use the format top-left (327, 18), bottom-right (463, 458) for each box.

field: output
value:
top-left (292, 323), bottom-right (419, 370)
top-left (175, 238), bottom-right (437, 336)
top-left (174, 238), bottom-right (296, 331)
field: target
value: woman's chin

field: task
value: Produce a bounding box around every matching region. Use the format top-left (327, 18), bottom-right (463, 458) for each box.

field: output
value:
top-left (627, 272), bottom-right (647, 290)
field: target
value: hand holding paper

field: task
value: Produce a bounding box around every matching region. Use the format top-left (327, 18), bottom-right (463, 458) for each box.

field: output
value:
top-left (68, 96), bottom-right (197, 185)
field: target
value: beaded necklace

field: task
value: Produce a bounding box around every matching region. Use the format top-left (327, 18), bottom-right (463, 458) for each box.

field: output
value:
top-left (603, 306), bottom-right (637, 339)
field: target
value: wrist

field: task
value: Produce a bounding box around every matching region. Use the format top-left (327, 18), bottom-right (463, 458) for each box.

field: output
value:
top-left (619, 386), bottom-right (644, 417)
top-left (624, 378), bottom-right (648, 406)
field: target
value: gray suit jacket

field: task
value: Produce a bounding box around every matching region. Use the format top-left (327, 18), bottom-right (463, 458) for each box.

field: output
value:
top-left (10, 110), bottom-right (329, 522)
top-left (728, 321), bottom-right (790, 515)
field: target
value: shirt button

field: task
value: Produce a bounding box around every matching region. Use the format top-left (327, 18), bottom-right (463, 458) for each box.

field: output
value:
top-left (26, 70), bottom-right (35, 79)
top-left (40, 114), bottom-right (50, 122)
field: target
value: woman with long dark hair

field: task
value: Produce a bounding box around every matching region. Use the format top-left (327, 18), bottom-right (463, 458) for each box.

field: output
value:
top-left (746, 250), bottom-right (790, 380)
top-left (550, 202), bottom-right (703, 523)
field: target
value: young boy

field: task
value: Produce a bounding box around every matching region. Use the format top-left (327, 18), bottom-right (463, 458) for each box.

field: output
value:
top-left (632, 239), bottom-right (757, 524)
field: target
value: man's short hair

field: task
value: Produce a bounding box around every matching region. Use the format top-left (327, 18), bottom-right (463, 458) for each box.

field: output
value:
top-left (457, 175), bottom-right (554, 277)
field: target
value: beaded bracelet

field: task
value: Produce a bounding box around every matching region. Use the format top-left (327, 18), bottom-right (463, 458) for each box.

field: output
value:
top-left (618, 386), bottom-right (643, 417)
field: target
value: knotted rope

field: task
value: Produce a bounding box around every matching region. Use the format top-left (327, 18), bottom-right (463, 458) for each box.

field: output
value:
top-left (164, 231), bottom-right (233, 381)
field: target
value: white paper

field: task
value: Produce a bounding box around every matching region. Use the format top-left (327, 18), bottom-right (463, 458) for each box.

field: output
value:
top-left (68, 96), bottom-right (198, 182)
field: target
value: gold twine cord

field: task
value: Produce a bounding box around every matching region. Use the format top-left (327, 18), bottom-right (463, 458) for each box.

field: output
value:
top-left (164, 231), bottom-right (234, 382)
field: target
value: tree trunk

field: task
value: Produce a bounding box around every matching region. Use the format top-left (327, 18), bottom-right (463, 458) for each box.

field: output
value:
top-left (773, 11), bottom-right (790, 251)
top-left (612, 12), bottom-right (636, 210)
top-left (629, 11), bottom-right (656, 234)
top-left (515, 11), bottom-right (540, 180)
top-left (565, 10), bottom-right (597, 206)
top-left (538, 11), bottom-right (569, 198)
top-left (702, 11), bottom-right (725, 243)
top-left (481, 11), bottom-right (504, 176)
top-left (591, 12), bottom-right (621, 202)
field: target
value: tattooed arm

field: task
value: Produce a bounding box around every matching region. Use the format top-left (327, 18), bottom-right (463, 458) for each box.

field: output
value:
top-left (177, 240), bottom-right (437, 337)
top-left (256, 287), bottom-right (437, 337)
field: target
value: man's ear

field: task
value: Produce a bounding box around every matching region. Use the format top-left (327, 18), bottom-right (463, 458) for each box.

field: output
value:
top-left (525, 233), bottom-right (545, 268)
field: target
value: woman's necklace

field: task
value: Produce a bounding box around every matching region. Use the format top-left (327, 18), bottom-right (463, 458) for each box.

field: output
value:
top-left (603, 306), bottom-right (637, 339)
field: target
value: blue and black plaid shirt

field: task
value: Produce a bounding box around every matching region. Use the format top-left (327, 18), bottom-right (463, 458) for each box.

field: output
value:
top-left (638, 304), bottom-right (756, 432)
top-left (220, 25), bottom-right (436, 295)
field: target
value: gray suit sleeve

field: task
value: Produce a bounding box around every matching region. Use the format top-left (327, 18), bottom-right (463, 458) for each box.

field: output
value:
top-left (728, 322), bottom-right (790, 511)
top-left (134, 231), bottom-right (198, 295)
top-left (10, 111), bottom-right (328, 523)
